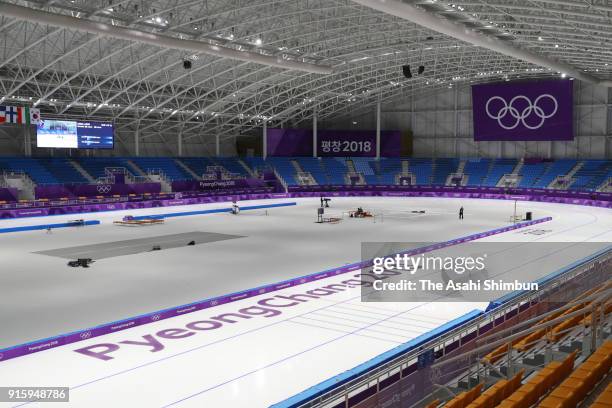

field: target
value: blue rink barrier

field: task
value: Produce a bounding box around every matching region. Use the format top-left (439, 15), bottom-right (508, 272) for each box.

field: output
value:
top-left (131, 201), bottom-right (297, 220)
top-left (0, 220), bottom-right (100, 234)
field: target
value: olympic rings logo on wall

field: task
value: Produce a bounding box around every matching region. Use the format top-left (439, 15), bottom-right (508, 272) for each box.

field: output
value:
top-left (485, 94), bottom-right (558, 130)
top-left (96, 184), bottom-right (112, 194)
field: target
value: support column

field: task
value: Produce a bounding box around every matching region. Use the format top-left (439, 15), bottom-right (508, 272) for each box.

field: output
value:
top-left (376, 100), bottom-right (381, 159)
top-left (24, 127), bottom-right (31, 156)
top-left (263, 120), bottom-right (268, 159)
top-left (215, 133), bottom-right (220, 157)
top-left (313, 106), bottom-right (318, 158)
top-left (453, 87), bottom-right (458, 159)
top-left (548, 141), bottom-right (553, 159)
top-left (178, 132), bottom-right (183, 157)
top-left (134, 129), bottom-right (140, 157)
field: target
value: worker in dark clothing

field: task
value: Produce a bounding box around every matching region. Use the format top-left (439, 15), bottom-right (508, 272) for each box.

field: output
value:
top-left (459, 206), bottom-right (464, 220)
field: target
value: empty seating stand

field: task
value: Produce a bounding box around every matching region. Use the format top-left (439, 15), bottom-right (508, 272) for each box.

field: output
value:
top-left (77, 158), bottom-right (134, 180)
top-left (131, 157), bottom-right (193, 181)
top-left (321, 158), bottom-right (348, 185)
top-left (464, 159), bottom-right (491, 186)
top-left (497, 352), bottom-right (577, 408)
top-left (444, 383), bottom-right (484, 408)
top-left (466, 371), bottom-right (524, 408)
top-left (377, 158), bottom-right (401, 185)
top-left (483, 159), bottom-right (517, 187)
top-left (295, 157), bottom-right (327, 185)
top-left (351, 157), bottom-right (377, 185)
top-left (179, 157), bottom-right (216, 176)
top-left (533, 160), bottom-right (576, 189)
top-left (409, 158), bottom-right (433, 184)
top-left (0, 157), bottom-right (59, 185)
top-left (519, 161), bottom-right (548, 188)
top-left (38, 158), bottom-right (88, 184)
top-left (570, 160), bottom-right (611, 191)
top-left (433, 158), bottom-right (459, 185)
top-left (267, 157), bottom-right (298, 185)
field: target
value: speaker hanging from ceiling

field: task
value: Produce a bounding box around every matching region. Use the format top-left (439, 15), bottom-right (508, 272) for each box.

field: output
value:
top-left (183, 60), bottom-right (192, 70)
top-left (402, 65), bottom-right (412, 79)
top-left (418, 65), bottom-right (425, 75)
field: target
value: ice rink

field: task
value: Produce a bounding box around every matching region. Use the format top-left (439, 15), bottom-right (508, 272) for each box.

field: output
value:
top-left (0, 197), bottom-right (610, 407)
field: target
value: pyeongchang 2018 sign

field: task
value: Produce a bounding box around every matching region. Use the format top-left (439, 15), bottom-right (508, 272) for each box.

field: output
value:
top-left (472, 80), bottom-right (573, 141)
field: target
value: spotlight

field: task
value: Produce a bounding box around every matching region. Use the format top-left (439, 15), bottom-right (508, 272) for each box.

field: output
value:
top-left (183, 60), bottom-right (192, 70)
top-left (418, 65), bottom-right (425, 75)
top-left (402, 65), bottom-right (412, 79)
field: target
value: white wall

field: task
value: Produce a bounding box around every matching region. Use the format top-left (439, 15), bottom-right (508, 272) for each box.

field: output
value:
top-left (324, 80), bottom-right (611, 159)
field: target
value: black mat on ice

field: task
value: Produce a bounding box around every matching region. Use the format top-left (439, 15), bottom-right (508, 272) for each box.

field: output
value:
top-left (34, 231), bottom-right (243, 260)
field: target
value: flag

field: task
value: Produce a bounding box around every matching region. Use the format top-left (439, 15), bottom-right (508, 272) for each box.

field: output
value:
top-left (0, 106), bottom-right (41, 125)
top-left (30, 108), bottom-right (41, 125)
top-left (5, 106), bottom-right (18, 124)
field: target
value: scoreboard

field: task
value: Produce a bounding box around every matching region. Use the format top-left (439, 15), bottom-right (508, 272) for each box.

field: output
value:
top-left (37, 119), bottom-right (114, 149)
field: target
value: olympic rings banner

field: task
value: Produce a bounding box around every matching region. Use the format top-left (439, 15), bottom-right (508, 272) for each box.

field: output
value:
top-left (472, 80), bottom-right (573, 141)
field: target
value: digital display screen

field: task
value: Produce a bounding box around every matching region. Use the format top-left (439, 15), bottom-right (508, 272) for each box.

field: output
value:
top-left (37, 120), bottom-right (114, 149)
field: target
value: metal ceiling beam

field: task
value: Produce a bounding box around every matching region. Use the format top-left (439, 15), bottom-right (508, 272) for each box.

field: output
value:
top-left (0, 2), bottom-right (333, 75)
top-left (350, 0), bottom-right (612, 87)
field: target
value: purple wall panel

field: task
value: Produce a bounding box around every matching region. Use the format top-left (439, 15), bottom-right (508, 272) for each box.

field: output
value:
top-left (266, 128), bottom-right (313, 156)
top-left (0, 188), bottom-right (18, 202)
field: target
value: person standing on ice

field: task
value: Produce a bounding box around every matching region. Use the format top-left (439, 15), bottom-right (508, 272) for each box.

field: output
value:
top-left (459, 206), bottom-right (464, 220)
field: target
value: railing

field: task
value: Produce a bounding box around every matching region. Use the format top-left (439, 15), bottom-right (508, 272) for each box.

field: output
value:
top-left (273, 168), bottom-right (289, 192)
top-left (285, 247), bottom-right (612, 408)
top-left (597, 177), bottom-right (612, 192)
top-left (146, 168), bottom-right (170, 184)
top-left (105, 167), bottom-right (135, 184)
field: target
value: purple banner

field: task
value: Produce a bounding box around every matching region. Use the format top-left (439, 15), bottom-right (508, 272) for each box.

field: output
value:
top-left (318, 130), bottom-right (401, 157)
top-left (472, 80), bottom-right (573, 141)
top-left (266, 129), bottom-right (401, 157)
top-left (35, 183), bottom-right (161, 199)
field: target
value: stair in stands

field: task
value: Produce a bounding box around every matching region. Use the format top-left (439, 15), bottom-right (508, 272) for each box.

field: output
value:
top-left (237, 158), bottom-right (255, 177)
top-left (69, 160), bottom-right (96, 183)
top-left (174, 159), bottom-right (201, 180)
top-left (125, 159), bottom-right (149, 178)
top-left (512, 159), bottom-right (524, 175)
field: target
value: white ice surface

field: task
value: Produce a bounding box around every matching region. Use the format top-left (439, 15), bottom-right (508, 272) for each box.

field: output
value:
top-left (0, 197), bottom-right (609, 408)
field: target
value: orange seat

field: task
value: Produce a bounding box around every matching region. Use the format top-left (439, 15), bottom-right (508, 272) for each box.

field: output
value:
top-left (537, 395), bottom-right (567, 408)
top-left (425, 399), bottom-right (440, 408)
top-left (569, 369), bottom-right (596, 395)
top-left (549, 385), bottom-right (580, 407)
